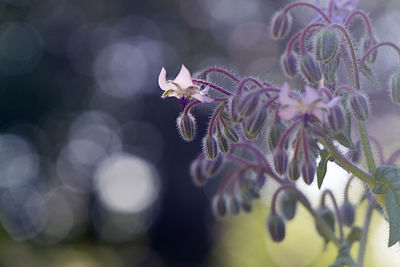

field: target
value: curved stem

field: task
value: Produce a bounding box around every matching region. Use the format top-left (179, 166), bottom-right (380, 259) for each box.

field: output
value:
top-left (359, 41), bottom-right (400, 68)
top-left (236, 77), bottom-right (263, 94)
top-left (344, 175), bottom-right (355, 202)
top-left (387, 148), bottom-right (400, 165)
top-left (192, 79), bottom-right (232, 96)
top-left (208, 104), bottom-right (226, 136)
top-left (321, 189), bottom-right (344, 241)
top-left (357, 197), bottom-right (376, 266)
top-left (300, 23), bottom-right (325, 55)
top-left (283, 2), bottom-right (331, 23)
top-left (200, 67), bottom-right (240, 83)
top-left (278, 120), bottom-right (301, 150)
top-left (358, 121), bottom-right (376, 172)
top-left (344, 10), bottom-right (372, 34)
top-left (184, 100), bottom-right (201, 115)
top-left (287, 31), bottom-right (302, 54)
top-left (369, 136), bottom-right (384, 165)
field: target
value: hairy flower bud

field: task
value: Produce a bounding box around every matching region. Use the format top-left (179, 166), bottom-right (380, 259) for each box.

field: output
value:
top-left (288, 159), bottom-right (301, 182)
top-left (204, 154), bottom-right (224, 177)
top-left (229, 196), bottom-right (241, 215)
top-left (177, 113), bottom-right (196, 142)
top-left (217, 133), bottom-right (230, 153)
top-left (230, 95), bottom-right (242, 123)
top-left (190, 159), bottom-right (207, 187)
top-left (203, 135), bottom-right (218, 160)
top-left (323, 56), bottom-right (340, 82)
top-left (241, 199), bottom-right (252, 213)
top-left (348, 93), bottom-right (369, 121)
top-left (274, 149), bottom-right (288, 175)
top-left (268, 122), bottom-right (287, 151)
top-left (224, 126), bottom-right (239, 143)
top-left (279, 191), bottom-right (297, 220)
top-left (212, 195), bottom-right (228, 218)
top-left (315, 206), bottom-right (335, 242)
top-left (299, 54), bottom-right (322, 84)
top-left (327, 105), bottom-right (345, 133)
top-left (346, 141), bottom-right (361, 163)
top-left (271, 11), bottom-right (292, 40)
top-left (244, 109), bottom-right (267, 139)
top-left (362, 34), bottom-right (378, 64)
top-left (315, 29), bottom-right (339, 63)
top-left (281, 52), bottom-right (298, 78)
top-left (302, 160), bottom-right (316, 185)
top-left (238, 93), bottom-right (259, 118)
top-left (341, 201), bottom-right (355, 227)
top-left (267, 214), bottom-right (286, 242)
top-left (390, 72), bottom-right (400, 105)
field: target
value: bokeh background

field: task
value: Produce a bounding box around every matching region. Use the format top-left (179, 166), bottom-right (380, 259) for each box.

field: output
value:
top-left (0, 0), bottom-right (400, 266)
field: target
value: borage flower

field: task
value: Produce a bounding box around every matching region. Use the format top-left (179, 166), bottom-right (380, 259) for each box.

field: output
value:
top-left (278, 82), bottom-right (340, 123)
top-left (158, 64), bottom-right (213, 108)
top-left (314, 0), bottom-right (358, 23)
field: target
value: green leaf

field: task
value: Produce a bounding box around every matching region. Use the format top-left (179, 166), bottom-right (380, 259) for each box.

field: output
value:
top-left (333, 114), bottom-right (354, 149)
top-left (361, 64), bottom-right (381, 90)
top-left (374, 165), bottom-right (400, 246)
top-left (317, 150), bottom-right (334, 189)
top-left (372, 183), bottom-right (387, 195)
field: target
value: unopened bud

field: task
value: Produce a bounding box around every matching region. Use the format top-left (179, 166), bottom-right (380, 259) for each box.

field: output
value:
top-left (268, 122), bottom-right (287, 151)
top-left (190, 159), bottom-right (207, 187)
top-left (238, 93), bottom-right (259, 117)
top-left (299, 54), bottom-right (322, 84)
top-left (302, 160), bottom-right (316, 185)
top-left (315, 206), bottom-right (335, 241)
top-left (203, 135), bottom-right (218, 160)
top-left (212, 195), bottom-right (228, 218)
top-left (230, 95), bottom-right (242, 123)
top-left (346, 141), bottom-right (361, 163)
top-left (224, 126), bottom-right (239, 143)
top-left (315, 29), bottom-right (339, 63)
top-left (279, 191), bottom-right (297, 220)
top-left (241, 199), bottom-right (252, 213)
top-left (281, 52), bottom-right (298, 78)
top-left (362, 34), bottom-right (378, 64)
top-left (348, 92), bottom-right (369, 121)
top-left (341, 201), bottom-right (355, 227)
top-left (327, 105), bottom-right (345, 133)
top-left (229, 196), bottom-right (241, 215)
top-left (217, 133), bottom-right (230, 153)
top-left (271, 11), bottom-right (292, 40)
top-left (244, 109), bottom-right (267, 139)
top-left (177, 113), bottom-right (196, 142)
top-left (288, 159), bottom-right (301, 182)
top-left (323, 56), bottom-right (340, 82)
top-left (274, 149), bottom-right (288, 175)
top-left (204, 154), bottom-right (224, 177)
top-left (267, 214), bottom-right (286, 242)
top-left (390, 72), bottom-right (400, 105)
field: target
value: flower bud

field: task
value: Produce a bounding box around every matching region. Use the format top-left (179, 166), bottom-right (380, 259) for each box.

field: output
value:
top-left (271, 11), bottom-right (292, 40)
top-left (268, 122), bottom-right (287, 151)
top-left (244, 109), bottom-right (267, 139)
top-left (302, 160), bottom-right (316, 185)
top-left (279, 191), bottom-right (297, 220)
top-left (266, 214), bottom-right (286, 242)
top-left (203, 135), bottom-right (218, 160)
top-left (288, 159), bottom-right (301, 182)
top-left (230, 95), bottom-right (242, 123)
top-left (229, 196), bottom-right (241, 215)
top-left (204, 154), bottom-right (224, 177)
top-left (327, 105), bottom-right (345, 133)
top-left (315, 206), bottom-right (335, 242)
top-left (281, 52), bottom-right (298, 78)
top-left (340, 201), bottom-right (355, 227)
top-left (299, 54), bottom-right (322, 84)
top-left (348, 93), bottom-right (369, 121)
top-left (315, 29), bottom-right (339, 63)
top-left (224, 126), bottom-right (239, 143)
top-left (362, 34), bottom-right (378, 64)
top-left (241, 199), bottom-right (252, 213)
top-left (212, 195), bottom-right (228, 218)
top-left (177, 113), bottom-right (196, 142)
top-left (346, 141), bottom-right (361, 163)
top-left (238, 93), bottom-right (259, 118)
top-left (274, 149), bottom-right (288, 175)
top-left (190, 159), bottom-right (207, 187)
top-left (217, 133), bottom-right (230, 153)
top-left (390, 72), bottom-right (400, 105)
top-left (323, 56), bottom-right (340, 82)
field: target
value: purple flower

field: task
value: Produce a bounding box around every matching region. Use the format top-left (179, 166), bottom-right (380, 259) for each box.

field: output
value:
top-left (314, 0), bottom-right (358, 23)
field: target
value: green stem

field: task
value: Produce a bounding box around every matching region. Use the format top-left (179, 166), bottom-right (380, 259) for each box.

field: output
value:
top-left (357, 197), bottom-right (375, 267)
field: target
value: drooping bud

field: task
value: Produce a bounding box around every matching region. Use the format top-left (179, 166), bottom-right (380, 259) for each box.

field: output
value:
top-left (279, 191), bottom-right (297, 220)
top-left (315, 206), bottom-right (335, 242)
top-left (190, 159), bottom-right (207, 187)
top-left (346, 141), bottom-right (361, 163)
top-left (302, 160), bottom-right (316, 185)
top-left (274, 149), bottom-right (288, 175)
top-left (244, 109), bottom-right (267, 139)
top-left (389, 72), bottom-right (400, 105)
top-left (270, 11), bottom-right (292, 40)
top-left (224, 126), bottom-right (239, 143)
top-left (212, 195), bottom-right (228, 218)
top-left (288, 159), bottom-right (301, 182)
top-left (323, 56), bottom-right (340, 82)
top-left (348, 92), bottom-right (369, 121)
top-left (203, 135), bottom-right (218, 160)
top-left (362, 34), bottom-right (378, 64)
top-left (299, 54), bottom-right (322, 84)
top-left (241, 198), bottom-right (252, 213)
top-left (238, 92), bottom-right (259, 118)
top-left (217, 133), bottom-right (230, 153)
top-left (315, 29), bottom-right (339, 63)
top-left (266, 214), bottom-right (286, 242)
top-left (204, 154), bottom-right (224, 177)
top-left (230, 95), bottom-right (242, 123)
top-left (268, 122), bottom-right (287, 151)
top-left (229, 196), bottom-right (241, 215)
top-left (340, 201), bottom-right (355, 227)
top-left (281, 52), bottom-right (298, 78)
top-left (326, 105), bottom-right (345, 133)
top-left (177, 113), bottom-right (196, 142)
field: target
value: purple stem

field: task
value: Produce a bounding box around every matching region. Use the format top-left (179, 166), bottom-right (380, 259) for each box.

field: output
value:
top-left (344, 10), bottom-right (372, 34)
top-left (300, 23), bottom-right (326, 55)
top-left (321, 189), bottom-right (344, 241)
top-left (200, 67), bottom-right (240, 83)
top-left (236, 77), bottom-right (263, 94)
top-left (359, 41), bottom-right (400, 68)
top-left (278, 119), bottom-right (301, 150)
top-left (192, 79), bottom-right (232, 96)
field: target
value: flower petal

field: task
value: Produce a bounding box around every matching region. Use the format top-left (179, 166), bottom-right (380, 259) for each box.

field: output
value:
top-left (327, 96), bottom-right (342, 108)
top-left (279, 82), bottom-right (298, 106)
top-left (303, 86), bottom-right (320, 105)
top-left (279, 106), bottom-right (299, 121)
top-left (192, 92), bottom-right (213, 103)
top-left (173, 64), bottom-right (194, 89)
top-left (312, 109), bottom-right (324, 122)
top-left (158, 67), bottom-right (169, 91)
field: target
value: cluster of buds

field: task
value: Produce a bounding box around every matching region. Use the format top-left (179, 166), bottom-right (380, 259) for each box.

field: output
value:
top-left (159, 0), bottom-right (400, 263)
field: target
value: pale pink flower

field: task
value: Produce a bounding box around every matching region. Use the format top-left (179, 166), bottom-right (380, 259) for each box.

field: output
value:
top-left (278, 82), bottom-right (341, 122)
top-left (158, 65), bottom-right (213, 103)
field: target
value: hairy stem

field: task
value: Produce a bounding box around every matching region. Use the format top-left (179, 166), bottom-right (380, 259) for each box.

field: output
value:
top-left (357, 197), bottom-right (376, 267)
top-left (359, 41), bottom-right (400, 67)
